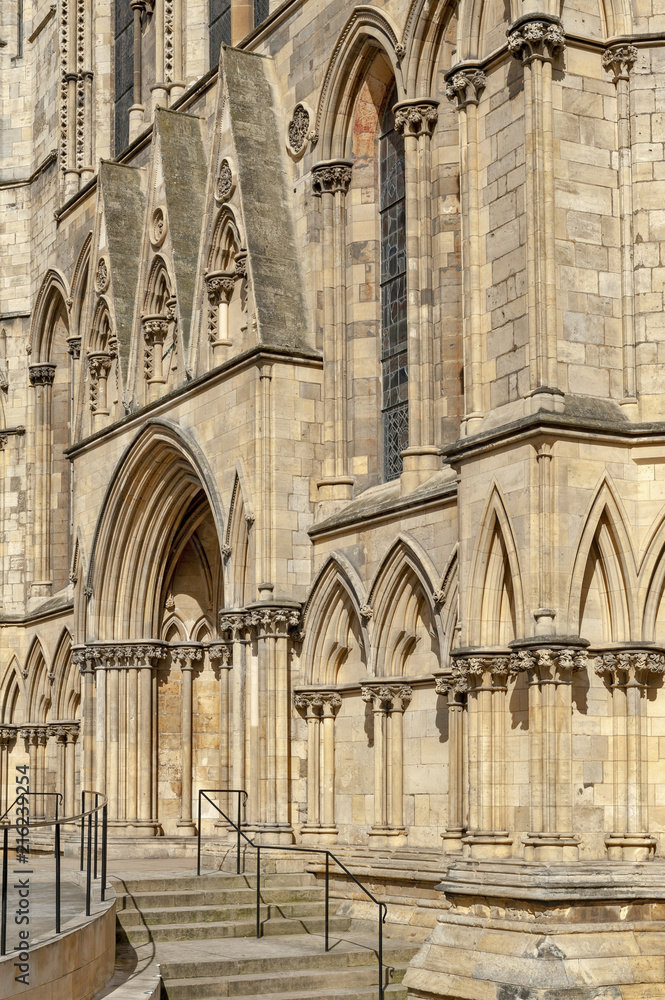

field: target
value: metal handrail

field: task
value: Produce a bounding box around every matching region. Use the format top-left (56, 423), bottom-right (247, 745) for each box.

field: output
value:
top-left (197, 789), bottom-right (389, 1000)
top-left (0, 790), bottom-right (108, 957)
top-left (0, 792), bottom-right (63, 824)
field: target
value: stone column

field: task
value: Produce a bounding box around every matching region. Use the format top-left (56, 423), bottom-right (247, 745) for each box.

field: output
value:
top-left (0, 728), bottom-right (15, 815)
top-left (394, 100), bottom-right (440, 490)
top-left (451, 654), bottom-right (512, 858)
top-left (445, 67), bottom-right (486, 436)
top-left (435, 675), bottom-right (466, 853)
top-left (64, 724), bottom-right (79, 820)
top-left (126, 666), bottom-right (138, 822)
top-left (87, 352), bottom-right (113, 427)
top-left (244, 604), bottom-right (299, 842)
top-left (312, 162), bottom-right (354, 512)
top-left (295, 692), bottom-right (323, 832)
top-left (295, 689), bottom-right (341, 842)
top-left (73, 646), bottom-right (95, 796)
top-left (29, 362), bottom-right (57, 596)
top-left (209, 640), bottom-right (233, 826)
top-left (128, 0), bottom-right (146, 141)
top-left (171, 645), bottom-right (203, 835)
top-left (595, 648), bottom-right (661, 860)
top-left (507, 17), bottom-right (565, 406)
top-left (205, 272), bottom-right (235, 359)
top-left (321, 692), bottom-right (342, 831)
top-left (603, 44), bottom-right (639, 409)
top-left (142, 316), bottom-right (169, 400)
top-left (362, 682), bottom-right (412, 845)
top-left (511, 643), bottom-right (586, 861)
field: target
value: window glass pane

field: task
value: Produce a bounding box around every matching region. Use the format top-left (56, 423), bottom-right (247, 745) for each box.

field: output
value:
top-left (254, 0), bottom-right (270, 26)
top-left (210, 0), bottom-right (231, 68)
top-left (114, 2), bottom-right (134, 156)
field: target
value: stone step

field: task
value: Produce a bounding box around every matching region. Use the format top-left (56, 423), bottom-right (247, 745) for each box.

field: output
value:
top-left (164, 963), bottom-right (410, 999)
top-left (116, 886), bottom-right (324, 909)
top-left (119, 915), bottom-right (352, 945)
top-left (112, 871), bottom-right (314, 894)
top-left (158, 939), bottom-right (419, 981)
top-left (118, 900), bottom-right (329, 926)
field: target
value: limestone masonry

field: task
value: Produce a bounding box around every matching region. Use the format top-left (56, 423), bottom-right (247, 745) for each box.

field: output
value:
top-left (2, 0), bottom-right (665, 995)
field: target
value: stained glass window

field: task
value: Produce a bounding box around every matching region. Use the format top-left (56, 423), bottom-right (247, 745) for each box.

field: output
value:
top-left (210, 0), bottom-right (231, 69)
top-left (380, 87), bottom-right (407, 481)
top-left (254, 0), bottom-right (270, 28)
top-left (114, 0), bottom-right (134, 155)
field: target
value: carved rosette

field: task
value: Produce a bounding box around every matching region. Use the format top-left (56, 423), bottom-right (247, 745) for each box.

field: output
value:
top-left (445, 68), bottom-right (486, 109)
top-left (312, 162), bottom-right (353, 197)
top-left (393, 100), bottom-right (439, 138)
top-left (602, 43), bottom-right (638, 83)
top-left (361, 683), bottom-right (413, 712)
top-left (507, 18), bottom-right (565, 63)
top-left (94, 256), bottom-right (110, 293)
top-left (29, 363), bottom-right (57, 387)
top-left (215, 159), bottom-right (235, 203)
top-left (287, 104), bottom-right (311, 156)
top-left (594, 648), bottom-right (665, 687)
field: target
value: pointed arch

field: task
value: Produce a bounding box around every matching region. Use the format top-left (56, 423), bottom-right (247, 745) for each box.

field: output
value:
top-left (437, 544), bottom-right (459, 662)
top-left (52, 629), bottom-right (80, 720)
top-left (225, 467), bottom-right (256, 608)
top-left (28, 269), bottom-right (71, 362)
top-left (368, 535), bottom-right (442, 677)
top-left (401, 0), bottom-right (459, 97)
top-left (314, 6), bottom-right (405, 161)
top-left (568, 477), bottom-right (636, 641)
top-left (70, 232), bottom-right (92, 343)
top-left (89, 298), bottom-right (115, 353)
top-left (467, 485), bottom-right (525, 647)
top-left (301, 553), bottom-right (370, 686)
top-left (143, 256), bottom-right (173, 316)
top-left (207, 207), bottom-right (242, 273)
top-left (635, 503), bottom-right (665, 643)
top-left (88, 418), bottom-right (225, 640)
top-left (25, 637), bottom-right (51, 724)
top-left (0, 658), bottom-right (25, 725)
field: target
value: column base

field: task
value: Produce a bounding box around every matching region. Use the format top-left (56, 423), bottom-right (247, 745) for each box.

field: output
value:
top-left (606, 832), bottom-right (656, 861)
top-left (523, 832), bottom-right (580, 862)
top-left (128, 104), bottom-right (146, 142)
top-left (176, 820), bottom-right (198, 836)
top-left (441, 828), bottom-right (465, 854)
top-left (400, 446), bottom-right (440, 494)
top-left (368, 826), bottom-right (408, 848)
top-left (461, 412), bottom-right (484, 436)
top-left (150, 83), bottom-right (169, 113)
top-left (526, 385), bottom-right (565, 414)
top-left (462, 831), bottom-right (513, 859)
top-left (106, 819), bottom-right (160, 837)
top-left (250, 824), bottom-right (294, 845)
top-left (300, 825), bottom-right (338, 845)
top-left (316, 477), bottom-right (354, 519)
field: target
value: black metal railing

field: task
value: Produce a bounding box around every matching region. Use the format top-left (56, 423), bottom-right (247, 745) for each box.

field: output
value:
top-left (197, 789), bottom-right (389, 1000)
top-left (0, 790), bottom-right (108, 955)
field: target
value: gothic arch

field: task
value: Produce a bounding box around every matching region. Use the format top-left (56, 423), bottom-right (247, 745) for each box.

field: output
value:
top-left (568, 477), bottom-right (636, 641)
top-left (52, 629), bottom-right (79, 720)
top-left (437, 544), bottom-right (459, 661)
top-left (25, 638), bottom-right (51, 724)
top-left (207, 207), bottom-right (242, 272)
top-left (368, 535), bottom-right (442, 677)
top-left (301, 554), bottom-right (370, 685)
top-left (89, 298), bottom-right (114, 353)
top-left (0, 658), bottom-right (25, 725)
top-left (636, 506), bottom-right (665, 642)
top-left (70, 233), bottom-right (92, 343)
top-left (314, 6), bottom-right (405, 161)
top-left (143, 255), bottom-right (173, 315)
top-left (88, 419), bottom-right (225, 640)
top-left (401, 0), bottom-right (459, 97)
top-left (467, 486), bottom-right (525, 647)
top-left (28, 269), bottom-right (71, 362)
top-left (225, 467), bottom-right (256, 608)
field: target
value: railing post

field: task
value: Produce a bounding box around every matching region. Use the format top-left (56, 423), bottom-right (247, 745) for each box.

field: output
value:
top-left (1, 826), bottom-right (7, 956)
top-left (94, 793), bottom-right (99, 881)
top-left (101, 804), bottom-right (108, 903)
top-left (236, 792), bottom-right (241, 875)
top-left (80, 791), bottom-right (85, 871)
top-left (256, 846), bottom-right (261, 938)
top-left (86, 810), bottom-right (92, 915)
top-left (55, 821), bottom-right (61, 934)
top-left (379, 905), bottom-right (384, 1000)
top-left (325, 852), bottom-right (329, 952)
top-left (197, 792), bottom-right (202, 877)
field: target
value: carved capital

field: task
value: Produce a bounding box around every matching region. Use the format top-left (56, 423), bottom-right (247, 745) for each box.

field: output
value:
top-left (593, 648), bottom-right (665, 687)
top-left (507, 17), bottom-right (565, 63)
top-left (361, 682), bottom-right (412, 711)
top-left (142, 315), bottom-right (169, 345)
top-left (170, 644), bottom-right (204, 668)
top-left (29, 363), bottom-right (56, 386)
top-left (243, 605), bottom-right (302, 637)
top-left (602, 43), bottom-right (638, 83)
top-left (48, 723), bottom-right (79, 743)
top-left (67, 336), bottom-right (82, 359)
top-left (510, 644), bottom-right (587, 681)
top-left (208, 642), bottom-right (232, 665)
top-left (312, 161), bottom-right (353, 197)
top-left (394, 100), bottom-right (439, 137)
top-left (0, 726), bottom-right (16, 745)
top-left (445, 68), bottom-right (486, 109)
top-left (87, 351), bottom-right (112, 381)
top-left (205, 270), bottom-right (236, 305)
top-left (87, 642), bottom-right (167, 669)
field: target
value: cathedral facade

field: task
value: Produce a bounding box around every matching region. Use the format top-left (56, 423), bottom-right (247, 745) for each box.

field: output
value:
top-left (1, 0), bottom-right (665, 994)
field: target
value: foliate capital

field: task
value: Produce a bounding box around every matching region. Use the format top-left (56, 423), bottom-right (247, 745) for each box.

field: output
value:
top-left (29, 363), bottom-right (57, 386)
top-left (142, 315), bottom-right (169, 344)
top-left (602, 44), bottom-right (638, 83)
top-left (509, 644), bottom-right (587, 680)
top-left (360, 682), bottom-right (412, 711)
top-left (445, 69), bottom-right (486, 109)
top-left (205, 270), bottom-right (236, 305)
top-left (593, 647), bottom-right (665, 686)
top-left (507, 17), bottom-right (565, 63)
top-left (393, 100), bottom-right (439, 137)
top-left (312, 161), bottom-right (353, 197)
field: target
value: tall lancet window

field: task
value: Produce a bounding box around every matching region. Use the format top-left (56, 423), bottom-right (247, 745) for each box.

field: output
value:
top-left (380, 86), bottom-right (407, 481)
top-left (209, 0), bottom-right (231, 68)
top-left (114, 0), bottom-right (134, 154)
top-left (254, 0), bottom-right (270, 28)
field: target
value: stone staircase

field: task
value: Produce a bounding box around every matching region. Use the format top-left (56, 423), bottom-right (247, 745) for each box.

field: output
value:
top-left (113, 869), bottom-right (419, 999)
